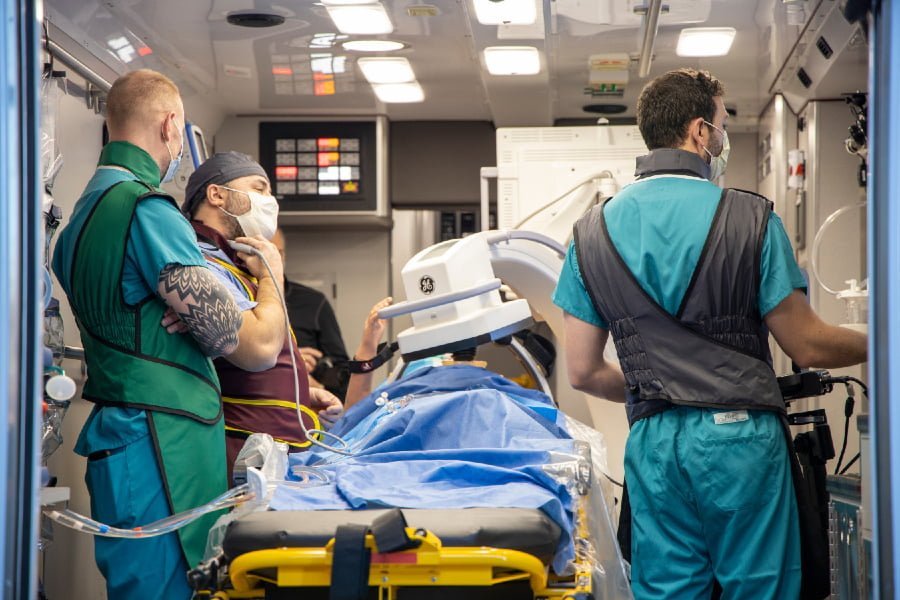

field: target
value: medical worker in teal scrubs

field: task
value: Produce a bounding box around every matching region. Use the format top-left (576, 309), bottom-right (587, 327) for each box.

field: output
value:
top-left (553, 69), bottom-right (867, 599)
top-left (52, 69), bottom-right (243, 600)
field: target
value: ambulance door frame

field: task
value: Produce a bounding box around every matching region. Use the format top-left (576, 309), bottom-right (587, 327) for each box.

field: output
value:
top-left (869, 0), bottom-right (900, 597)
top-left (0, 0), bottom-right (42, 597)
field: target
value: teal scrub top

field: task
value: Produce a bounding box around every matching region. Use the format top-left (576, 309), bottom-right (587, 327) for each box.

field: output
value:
top-left (552, 175), bottom-right (807, 328)
top-left (51, 141), bottom-right (206, 455)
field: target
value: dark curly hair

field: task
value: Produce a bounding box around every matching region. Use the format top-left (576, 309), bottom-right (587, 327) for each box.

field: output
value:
top-left (636, 69), bottom-right (725, 150)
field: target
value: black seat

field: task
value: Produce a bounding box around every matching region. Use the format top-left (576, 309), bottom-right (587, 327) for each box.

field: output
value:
top-left (223, 508), bottom-right (562, 565)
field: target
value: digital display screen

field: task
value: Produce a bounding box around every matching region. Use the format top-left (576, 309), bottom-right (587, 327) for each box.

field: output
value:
top-left (260, 121), bottom-right (377, 213)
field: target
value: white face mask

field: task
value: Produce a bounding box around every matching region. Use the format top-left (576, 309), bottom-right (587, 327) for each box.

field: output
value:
top-left (219, 186), bottom-right (279, 240)
top-left (703, 120), bottom-right (730, 181)
top-left (162, 118), bottom-right (184, 184)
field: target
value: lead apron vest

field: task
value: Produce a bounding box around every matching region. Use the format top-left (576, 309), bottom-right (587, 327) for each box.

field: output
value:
top-left (574, 189), bottom-right (784, 420)
top-left (69, 180), bottom-right (227, 568)
top-left (197, 251), bottom-right (317, 459)
top-left (574, 188), bottom-right (829, 599)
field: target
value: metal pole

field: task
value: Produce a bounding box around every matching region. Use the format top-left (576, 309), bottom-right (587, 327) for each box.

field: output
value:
top-left (868, 0), bottom-right (900, 597)
top-left (45, 38), bottom-right (112, 93)
top-left (637, 0), bottom-right (663, 78)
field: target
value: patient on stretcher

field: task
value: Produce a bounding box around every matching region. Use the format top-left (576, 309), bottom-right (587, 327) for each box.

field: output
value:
top-left (213, 350), bottom-right (631, 599)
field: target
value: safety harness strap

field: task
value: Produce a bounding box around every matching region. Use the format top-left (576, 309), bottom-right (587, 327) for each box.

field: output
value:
top-left (329, 524), bottom-right (371, 600)
top-left (329, 509), bottom-right (420, 600)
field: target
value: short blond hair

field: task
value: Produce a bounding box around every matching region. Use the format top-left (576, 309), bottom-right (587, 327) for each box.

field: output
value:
top-left (106, 69), bottom-right (181, 133)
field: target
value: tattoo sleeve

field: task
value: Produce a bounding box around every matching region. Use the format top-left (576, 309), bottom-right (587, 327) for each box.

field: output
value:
top-left (157, 264), bottom-right (243, 358)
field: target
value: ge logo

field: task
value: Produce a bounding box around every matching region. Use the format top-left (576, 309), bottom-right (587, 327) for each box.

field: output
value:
top-left (419, 276), bottom-right (435, 295)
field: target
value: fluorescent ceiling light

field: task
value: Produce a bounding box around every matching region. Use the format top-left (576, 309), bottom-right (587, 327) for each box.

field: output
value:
top-left (358, 57), bottom-right (415, 83)
top-left (342, 39), bottom-right (406, 52)
top-left (483, 46), bottom-right (541, 75)
top-left (676, 27), bottom-right (737, 57)
top-left (473, 0), bottom-right (536, 25)
top-left (326, 4), bottom-right (393, 35)
top-left (372, 81), bottom-right (424, 103)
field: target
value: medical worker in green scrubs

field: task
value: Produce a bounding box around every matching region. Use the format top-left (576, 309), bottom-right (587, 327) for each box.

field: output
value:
top-left (52, 69), bottom-right (243, 600)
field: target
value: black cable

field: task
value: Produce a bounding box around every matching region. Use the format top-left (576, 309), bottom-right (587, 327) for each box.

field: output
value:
top-left (843, 376), bottom-right (868, 397)
top-left (603, 472), bottom-right (624, 488)
top-left (834, 384), bottom-right (855, 474)
top-left (840, 453), bottom-right (860, 475)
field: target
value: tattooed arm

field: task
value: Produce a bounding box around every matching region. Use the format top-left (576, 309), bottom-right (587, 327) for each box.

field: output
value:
top-left (157, 264), bottom-right (243, 358)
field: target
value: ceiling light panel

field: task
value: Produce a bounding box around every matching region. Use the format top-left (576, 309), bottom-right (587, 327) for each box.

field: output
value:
top-left (676, 27), bottom-right (737, 57)
top-left (483, 46), bottom-right (541, 75)
top-left (472, 0), bottom-right (537, 25)
top-left (372, 82), bottom-right (424, 103)
top-left (326, 4), bottom-right (393, 35)
top-left (358, 57), bottom-right (415, 84)
top-left (342, 40), bottom-right (406, 52)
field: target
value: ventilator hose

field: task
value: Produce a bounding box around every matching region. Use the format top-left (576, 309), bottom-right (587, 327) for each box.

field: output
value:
top-left (44, 484), bottom-right (254, 538)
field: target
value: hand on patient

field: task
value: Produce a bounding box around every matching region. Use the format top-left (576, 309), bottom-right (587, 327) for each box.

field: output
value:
top-left (309, 387), bottom-right (343, 429)
top-left (355, 297), bottom-right (393, 360)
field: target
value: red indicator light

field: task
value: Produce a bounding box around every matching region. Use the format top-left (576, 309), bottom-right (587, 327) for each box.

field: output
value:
top-left (272, 66), bottom-right (292, 76)
top-left (137, 46), bottom-right (153, 57)
top-left (275, 166), bottom-right (298, 180)
top-left (317, 138), bottom-right (339, 150)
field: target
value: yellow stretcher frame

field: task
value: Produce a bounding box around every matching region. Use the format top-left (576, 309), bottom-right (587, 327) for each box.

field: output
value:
top-left (197, 525), bottom-right (594, 600)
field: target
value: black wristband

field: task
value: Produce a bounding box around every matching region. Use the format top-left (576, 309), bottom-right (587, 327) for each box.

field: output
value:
top-left (347, 341), bottom-right (399, 374)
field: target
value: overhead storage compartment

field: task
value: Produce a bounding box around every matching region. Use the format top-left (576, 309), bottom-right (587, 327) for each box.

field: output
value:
top-left (770, 0), bottom-right (867, 113)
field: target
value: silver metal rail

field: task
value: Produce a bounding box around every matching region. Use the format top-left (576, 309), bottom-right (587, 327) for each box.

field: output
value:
top-left (45, 38), bottom-right (112, 93)
top-left (637, 0), bottom-right (664, 78)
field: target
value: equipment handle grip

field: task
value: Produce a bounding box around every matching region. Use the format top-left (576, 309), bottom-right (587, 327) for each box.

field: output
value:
top-left (377, 279), bottom-right (502, 319)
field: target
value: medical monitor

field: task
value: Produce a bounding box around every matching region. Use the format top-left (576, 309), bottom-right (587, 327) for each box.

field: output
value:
top-left (258, 119), bottom-right (387, 217)
top-left (495, 125), bottom-right (647, 230)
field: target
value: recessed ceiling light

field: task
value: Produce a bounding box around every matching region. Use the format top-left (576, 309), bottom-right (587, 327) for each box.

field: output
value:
top-left (342, 39), bottom-right (407, 52)
top-left (483, 46), bottom-right (541, 76)
top-left (472, 0), bottom-right (536, 25)
top-left (358, 57), bottom-right (415, 84)
top-left (326, 4), bottom-right (393, 35)
top-left (676, 27), bottom-right (737, 57)
top-left (226, 11), bottom-right (286, 28)
top-left (372, 81), bottom-right (424, 103)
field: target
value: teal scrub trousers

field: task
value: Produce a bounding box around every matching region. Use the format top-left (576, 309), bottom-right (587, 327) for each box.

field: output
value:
top-left (85, 432), bottom-right (193, 600)
top-left (624, 406), bottom-right (802, 599)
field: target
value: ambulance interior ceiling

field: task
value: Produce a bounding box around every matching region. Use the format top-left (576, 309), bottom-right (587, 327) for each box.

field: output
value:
top-left (43, 0), bottom-right (868, 131)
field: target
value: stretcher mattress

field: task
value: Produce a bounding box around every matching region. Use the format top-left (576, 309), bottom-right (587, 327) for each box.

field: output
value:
top-left (222, 507), bottom-right (562, 564)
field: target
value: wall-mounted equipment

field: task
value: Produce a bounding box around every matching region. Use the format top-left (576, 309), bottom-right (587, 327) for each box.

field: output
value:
top-left (258, 118), bottom-right (388, 218)
top-left (185, 122), bottom-right (210, 169)
top-left (843, 92), bottom-right (868, 186)
top-left (494, 125), bottom-right (646, 239)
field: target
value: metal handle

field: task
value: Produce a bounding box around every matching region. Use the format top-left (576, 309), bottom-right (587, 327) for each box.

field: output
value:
top-left (377, 279), bottom-right (502, 320)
